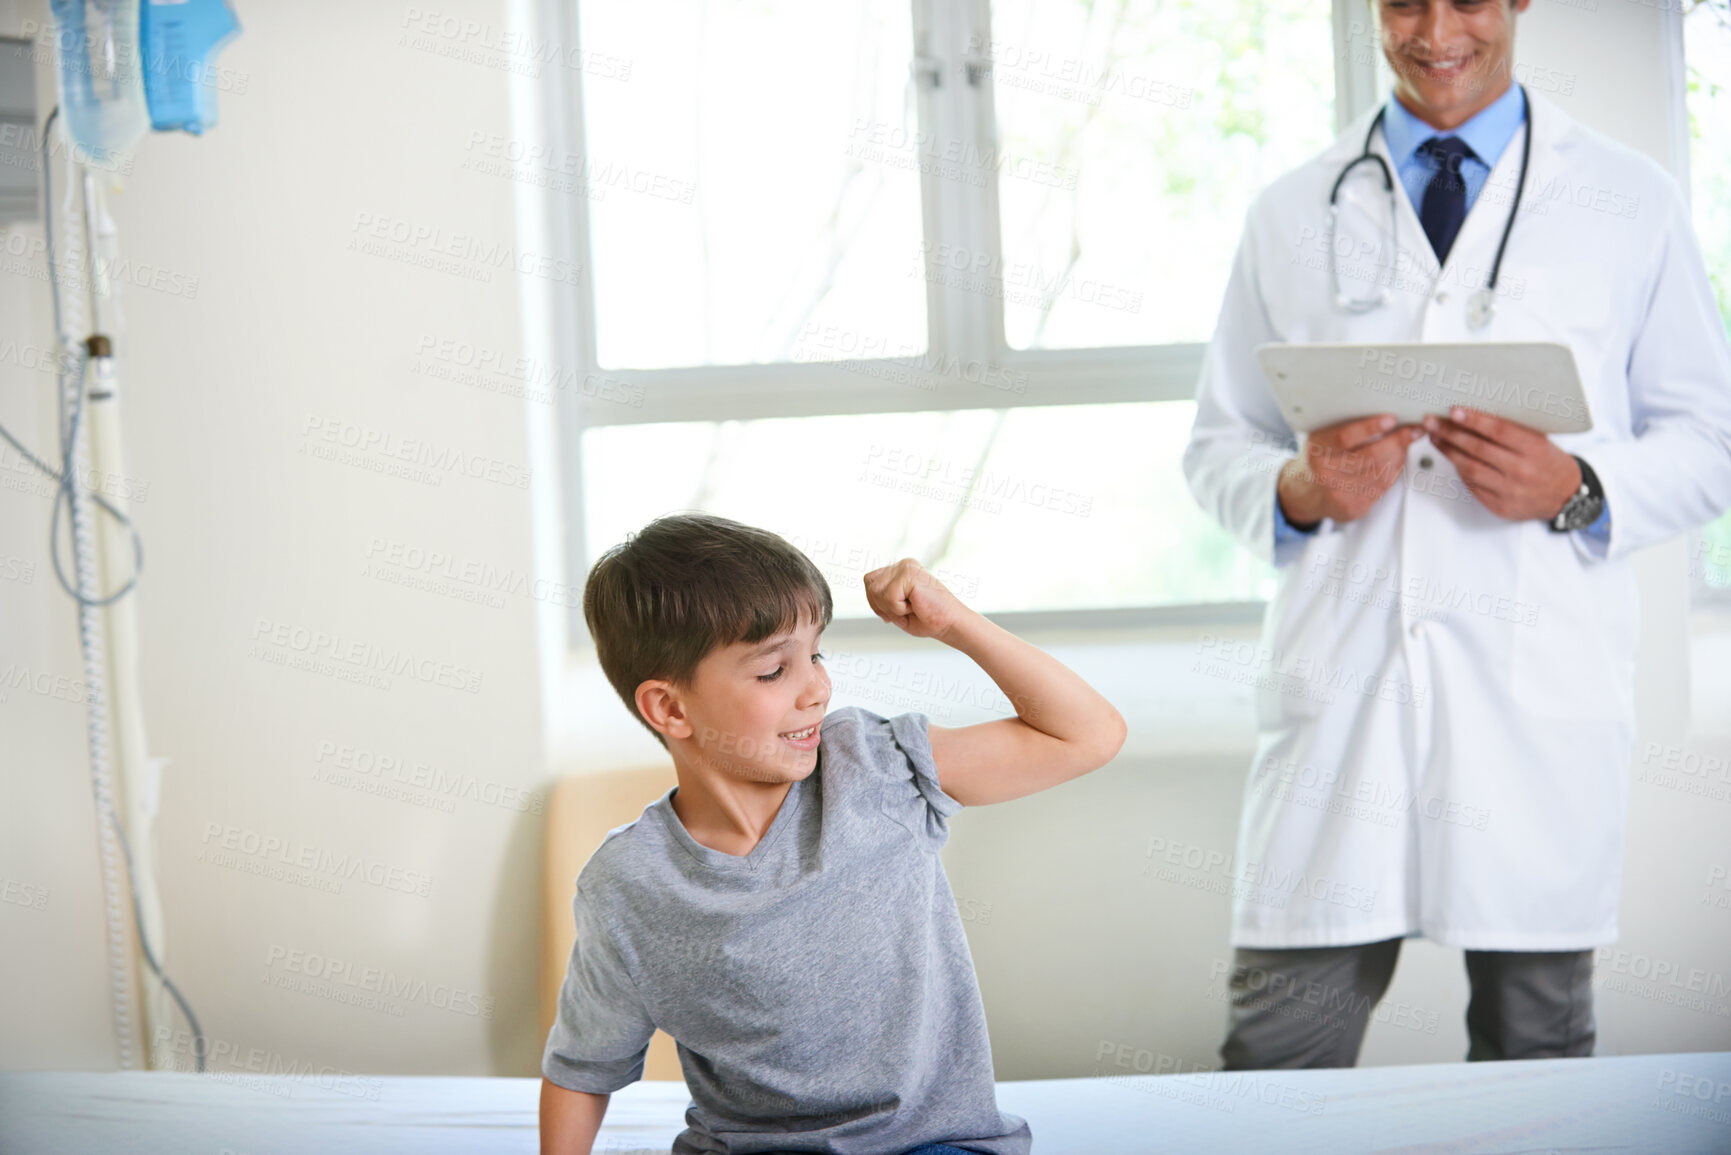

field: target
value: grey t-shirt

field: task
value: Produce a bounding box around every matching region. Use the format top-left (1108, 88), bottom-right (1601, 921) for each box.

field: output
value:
top-left (542, 706), bottom-right (1032, 1155)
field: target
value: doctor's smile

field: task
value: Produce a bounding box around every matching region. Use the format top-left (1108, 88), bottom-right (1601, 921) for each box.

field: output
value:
top-left (1378, 0), bottom-right (1526, 123)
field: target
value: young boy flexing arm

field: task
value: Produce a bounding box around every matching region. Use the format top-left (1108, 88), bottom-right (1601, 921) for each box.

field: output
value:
top-left (541, 516), bottom-right (1125, 1155)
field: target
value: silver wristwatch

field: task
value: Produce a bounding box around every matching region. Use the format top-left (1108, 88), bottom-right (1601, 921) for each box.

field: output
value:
top-left (1548, 455), bottom-right (1604, 533)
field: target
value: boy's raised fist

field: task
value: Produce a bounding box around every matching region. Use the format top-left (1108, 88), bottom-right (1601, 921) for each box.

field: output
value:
top-left (863, 558), bottom-right (968, 641)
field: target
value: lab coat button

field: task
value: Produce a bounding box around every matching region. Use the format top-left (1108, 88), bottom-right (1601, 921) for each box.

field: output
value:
top-left (1409, 622), bottom-right (1424, 639)
top-left (1435, 291), bottom-right (1448, 304)
top-left (1420, 455), bottom-right (1434, 469)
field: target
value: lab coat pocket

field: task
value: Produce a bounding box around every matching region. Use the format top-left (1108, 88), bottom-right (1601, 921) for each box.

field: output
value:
top-left (1509, 522), bottom-right (1627, 719)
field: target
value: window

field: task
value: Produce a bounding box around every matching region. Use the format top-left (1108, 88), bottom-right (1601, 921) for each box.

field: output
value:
top-left (584, 402), bottom-right (1273, 621)
top-left (1684, 0), bottom-right (1731, 602)
top-left (578, 0), bottom-right (927, 371)
top-left (987, 0), bottom-right (1337, 351)
top-left (566, 0), bottom-right (1348, 628)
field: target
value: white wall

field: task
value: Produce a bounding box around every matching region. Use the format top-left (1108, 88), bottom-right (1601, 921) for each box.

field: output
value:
top-left (2, 0), bottom-right (1724, 1087)
top-left (1, 0), bottom-right (552, 1077)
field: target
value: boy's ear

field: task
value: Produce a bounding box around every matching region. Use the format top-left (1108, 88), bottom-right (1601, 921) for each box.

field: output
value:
top-left (636, 680), bottom-right (692, 741)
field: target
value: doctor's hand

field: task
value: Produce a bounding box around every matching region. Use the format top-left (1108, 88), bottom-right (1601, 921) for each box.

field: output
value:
top-left (1277, 413), bottom-right (1425, 526)
top-left (1421, 407), bottom-right (1582, 522)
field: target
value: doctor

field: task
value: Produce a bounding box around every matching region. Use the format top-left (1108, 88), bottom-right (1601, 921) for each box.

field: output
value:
top-left (1183, 0), bottom-right (1731, 1068)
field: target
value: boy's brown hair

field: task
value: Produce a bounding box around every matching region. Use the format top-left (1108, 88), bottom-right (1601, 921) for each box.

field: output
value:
top-left (583, 513), bottom-right (834, 747)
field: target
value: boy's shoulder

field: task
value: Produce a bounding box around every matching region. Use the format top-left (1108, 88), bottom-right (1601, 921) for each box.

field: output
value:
top-left (819, 705), bottom-right (929, 777)
top-left (822, 706), bottom-right (961, 828)
top-left (815, 704), bottom-right (878, 744)
top-left (570, 797), bottom-right (676, 909)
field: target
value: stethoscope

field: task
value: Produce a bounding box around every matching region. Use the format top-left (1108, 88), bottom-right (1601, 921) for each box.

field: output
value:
top-left (1326, 85), bottom-right (1530, 329)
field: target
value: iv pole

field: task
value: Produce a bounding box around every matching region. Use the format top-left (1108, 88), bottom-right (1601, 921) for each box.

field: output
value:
top-left (19, 0), bottom-right (234, 1074)
top-left (74, 163), bottom-right (174, 1071)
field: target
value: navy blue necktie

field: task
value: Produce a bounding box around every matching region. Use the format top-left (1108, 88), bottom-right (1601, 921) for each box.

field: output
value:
top-left (1416, 136), bottom-right (1478, 264)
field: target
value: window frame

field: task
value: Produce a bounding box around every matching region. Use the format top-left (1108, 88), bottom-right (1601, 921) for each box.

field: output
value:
top-left (544, 0), bottom-right (1380, 647)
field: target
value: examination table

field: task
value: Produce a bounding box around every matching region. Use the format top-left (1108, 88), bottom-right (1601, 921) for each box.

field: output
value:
top-left (2, 1050), bottom-right (1728, 1153)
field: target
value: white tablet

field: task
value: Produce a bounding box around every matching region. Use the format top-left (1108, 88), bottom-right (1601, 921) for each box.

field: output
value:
top-left (1254, 341), bottom-right (1593, 435)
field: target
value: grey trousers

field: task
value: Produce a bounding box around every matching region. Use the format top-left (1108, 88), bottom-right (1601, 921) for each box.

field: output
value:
top-left (1219, 937), bottom-right (1596, 1069)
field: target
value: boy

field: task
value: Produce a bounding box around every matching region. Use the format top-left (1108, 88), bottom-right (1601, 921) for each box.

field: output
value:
top-left (541, 513), bottom-right (1127, 1154)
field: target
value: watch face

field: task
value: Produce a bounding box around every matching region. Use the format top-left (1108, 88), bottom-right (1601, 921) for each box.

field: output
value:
top-left (1559, 493), bottom-right (1603, 531)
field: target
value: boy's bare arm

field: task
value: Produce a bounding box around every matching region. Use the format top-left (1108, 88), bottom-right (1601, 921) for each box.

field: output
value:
top-left (540, 1078), bottom-right (609, 1155)
top-left (863, 559), bottom-right (1127, 806)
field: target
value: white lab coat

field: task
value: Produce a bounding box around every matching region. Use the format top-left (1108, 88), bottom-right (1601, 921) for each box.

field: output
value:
top-left (1183, 91), bottom-right (1731, 950)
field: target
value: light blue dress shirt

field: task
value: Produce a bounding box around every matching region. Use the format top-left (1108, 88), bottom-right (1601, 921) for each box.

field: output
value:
top-left (1273, 84), bottom-right (1610, 545)
top-left (1380, 80), bottom-right (1526, 221)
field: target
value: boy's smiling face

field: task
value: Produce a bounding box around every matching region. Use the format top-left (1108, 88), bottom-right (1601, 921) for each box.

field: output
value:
top-left (652, 612), bottom-right (832, 785)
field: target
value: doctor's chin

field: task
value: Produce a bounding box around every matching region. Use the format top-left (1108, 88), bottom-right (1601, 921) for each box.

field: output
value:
top-left (4, 0), bottom-right (1731, 1153)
